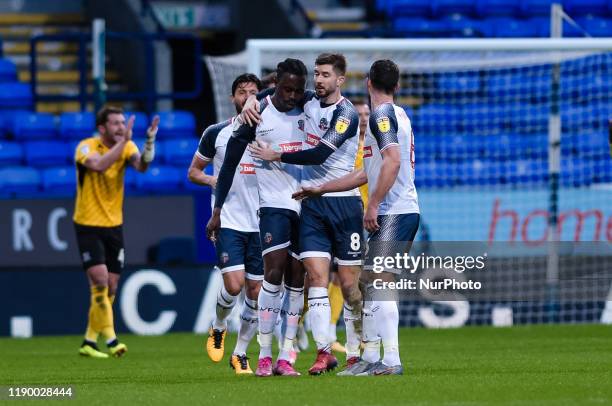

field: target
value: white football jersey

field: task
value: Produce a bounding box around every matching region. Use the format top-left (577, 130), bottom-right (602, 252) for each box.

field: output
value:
top-left (301, 95), bottom-right (360, 197)
top-left (235, 96), bottom-right (305, 213)
top-left (196, 118), bottom-right (259, 232)
top-left (364, 103), bottom-right (419, 215)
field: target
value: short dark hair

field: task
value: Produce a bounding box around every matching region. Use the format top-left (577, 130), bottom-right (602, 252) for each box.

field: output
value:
top-left (276, 58), bottom-right (308, 81)
top-left (231, 73), bottom-right (263, 96)
top-left (369, 59), bottom-right (400, 95)
top-left (315, 53), bottom-right (346, 76)
top-left (261, 72), bottom-right (277, 88)
top-left (96, 105), bottom-right (124, 127)
top-left (351, 98), bottom-right (368, 107)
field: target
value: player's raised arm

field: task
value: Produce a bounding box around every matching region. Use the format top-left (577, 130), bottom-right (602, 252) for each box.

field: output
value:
top-left (129, 115), bottom-right (159, 173)
top-left (80, 115), bottom-right (134, 173)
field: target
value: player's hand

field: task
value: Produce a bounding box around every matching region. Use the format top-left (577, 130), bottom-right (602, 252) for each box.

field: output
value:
top-left (125, 115), bottom-right (135, 141)
top-left (292, 186), bottom-right (323, 201)
top-left (208, 175), bottom-right (218, 188)
top-left (364, 205), bottom-right (380, 233)
top-left (142, 115), bottom-right (159, 163)
top-left (249, 140), bottom-right (281, 161)
top-left (241, 95), bottom-right (261, 126)
top-left (206, 210), bottom-right (221, 242)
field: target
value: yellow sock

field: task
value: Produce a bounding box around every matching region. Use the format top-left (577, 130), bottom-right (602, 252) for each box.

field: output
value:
top-left (84, 306), bottom-right (99, 343)
top-left (328, 282), bottom-right (343, 326)
top-left (90, 286), bottom-right (117, 341)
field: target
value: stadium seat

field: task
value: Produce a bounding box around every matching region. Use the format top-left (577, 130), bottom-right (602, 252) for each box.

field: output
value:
top-left (42, 166), bottom-right (76, 194)
top-left (561, 158), bottom-right (593, 187)
top-left (24, 141), bottom-right (70, 167)
top-left (124, 111), bottom-right (149, 138)
top-left (576, 16), bottom-right (612, 37)
top-left (387, 0), bottom-right (432, 17)
top-left (161, 138), bottom-right (199, 166)
top-left (59, 112), bottom-right (95, 140)
top-left (520, 0), bottom-right (556, 16)
top-left (156, 237), bottom-right (196, 265)
top-left (0, 166), bottom-right (41, 195)
top-left (440, 14), bottom-right (484, 37)
top-left (436, 71), bottom-right (481, 93)
top-left (435, 0), bottom-right (477, 17)
top-left (12, 112), bottom-right (57, 140)
top-left (0, 141), bottom-right (23, 165)
top-left (124, 167), bottom-right (139, 194)
top-left (478, 0), bottom-right (521, 16)
top-left (490, 17), bottom-right (541, 37)
top-left (593, 158), bottom-right (612, 183)
top-left (562, 0), bottom-right (612, 16)
top-left (155, 111), bottom-right (196, 139)
top-left (0, 82), bottom-right (33, 110)
top-left (393, 17), bottom-right (447, 36)
top-left (0, 58), bottom-right (17, 82)
top-left (137, 165), bottom-right (182, 191)
top-left (571, 131), bottom-right (610, 159)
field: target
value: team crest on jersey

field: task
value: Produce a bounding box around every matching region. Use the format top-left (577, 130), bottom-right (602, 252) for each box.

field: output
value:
top-left (376, 117), bottom-right (391, 133)
top-left (221, 252), bottom-right (229, 263)
top-left (298, 119), bottom-right (305, 131)
top-left (319, 117), bottom-right (329, 131)
top-left (264, 232), bottom-right (273, 244)
top-left (335, 116), bottom-right (350, 134)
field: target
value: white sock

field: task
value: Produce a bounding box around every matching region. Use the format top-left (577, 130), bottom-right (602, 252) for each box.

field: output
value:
top-left (257, 280), bottom-right (281, 359)
top-left (233, 297), bottom-right (258, 356)
top-left (361, 299), bottom-right (381, 363)
top-left (377, 300), bottom-right (401, 366)
top-left (329, 322), bottom-right (337, 343)
top-left (274, 290), bottom-right (286, 346)
top-left (213, 284), bottom-right (237, 331)
top-left (308, 287), bottom-right (332, 352)
top-left (343, 302), bottom-right (361, 359)
top-left (278, 285), bottom-right (304, 361)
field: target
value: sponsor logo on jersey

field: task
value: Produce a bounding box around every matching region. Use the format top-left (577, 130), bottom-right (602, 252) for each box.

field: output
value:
top-left (376, 117), bottom-right (391, 133)
top-left (335, 116), bottom-right (350, 134)
top-left (363, 145), bottom-right (373, 158)
top-left (80, 145), bottom-right (90, 156)
top-left (298, 119), bottom-right (305, 131)
top-left (319, 117), bottom-right (329, 131)
top-left (239, 163), bottom-right (256, 174)
top-left (306, 133), bottom-right (320, 146)
top-left (278, 142), bottom-right (303, 153)
top-left (264, 232), bottom-right (273, 244)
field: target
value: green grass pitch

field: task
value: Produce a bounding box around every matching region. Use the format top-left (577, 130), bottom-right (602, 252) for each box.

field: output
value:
top-left (1, 324), bottom-right (611, 405)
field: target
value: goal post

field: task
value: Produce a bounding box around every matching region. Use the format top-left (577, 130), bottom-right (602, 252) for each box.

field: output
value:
top-left (205, 38), bottom-right (612, 326)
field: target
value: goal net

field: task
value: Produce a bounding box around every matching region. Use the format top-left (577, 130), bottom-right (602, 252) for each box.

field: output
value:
top-left (205, 39), bottom-right (612, 327)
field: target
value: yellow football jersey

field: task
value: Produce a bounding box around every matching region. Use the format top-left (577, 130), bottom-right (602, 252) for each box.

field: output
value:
top-left (355, 134), bottom-right (369, 210)
top-left (73, 136), bottom-right (139, 227)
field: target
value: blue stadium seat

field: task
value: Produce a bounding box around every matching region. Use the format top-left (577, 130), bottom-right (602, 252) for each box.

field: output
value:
top-left (59, 112), bottom-right (95, 140)
top-left (162, 138), bottom-right (199, 166)
top-left (0, 82), bottom-right (33, 110)
top-left (42, 166), bottom-right (76, 194)
top-left (440, 14), bottom-right (484, 37)
top-left (520, 0), bottom-right (556, 16)
top-left (137, 165), bottom-right (182, 191)
top-left (12, 112), bottom-right (57, 140)
top-left (439, 134), bottom-right (485, 160)
top-left (0, 141), bottom-right (23, 165)
top-left (0, 58), bottom-right (17, 82)
top-left (576, 16), bottom-right (612, 37)
top-left (436, 71), bottom-right (481, 92)
top-left (561, 158), bottom-right (593, 187)
top-left (435, 0), bottom-right (477, 17)
top-left (593, 158), bottom-right (612, 183)
top-left (387, 0), bottom-right (432, 17)
top-left (155, 111), bottom-right (196, 139)
top-left (124, 111), bottom-right (149, 138)
top-left (487, 68), bottom-right (552, 99)
top-left (490, 17), bottom-right (542, 37)
top-left (393, 17), bottom-right (447, 36)
top-left (415, 104), bottom-right (462, 133)
top-left (0, 166), bottom-right (41, 195)
top-left (478, 0), bottom-right (521, 16)
top-left (562, 0), bottom-right (612, 16)
top-left (571, 131), bottom-right (609, 159)
top-left (24, 141), bottom-right (70, 167)
top-left (124, 167), bottom-right (139, 194)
